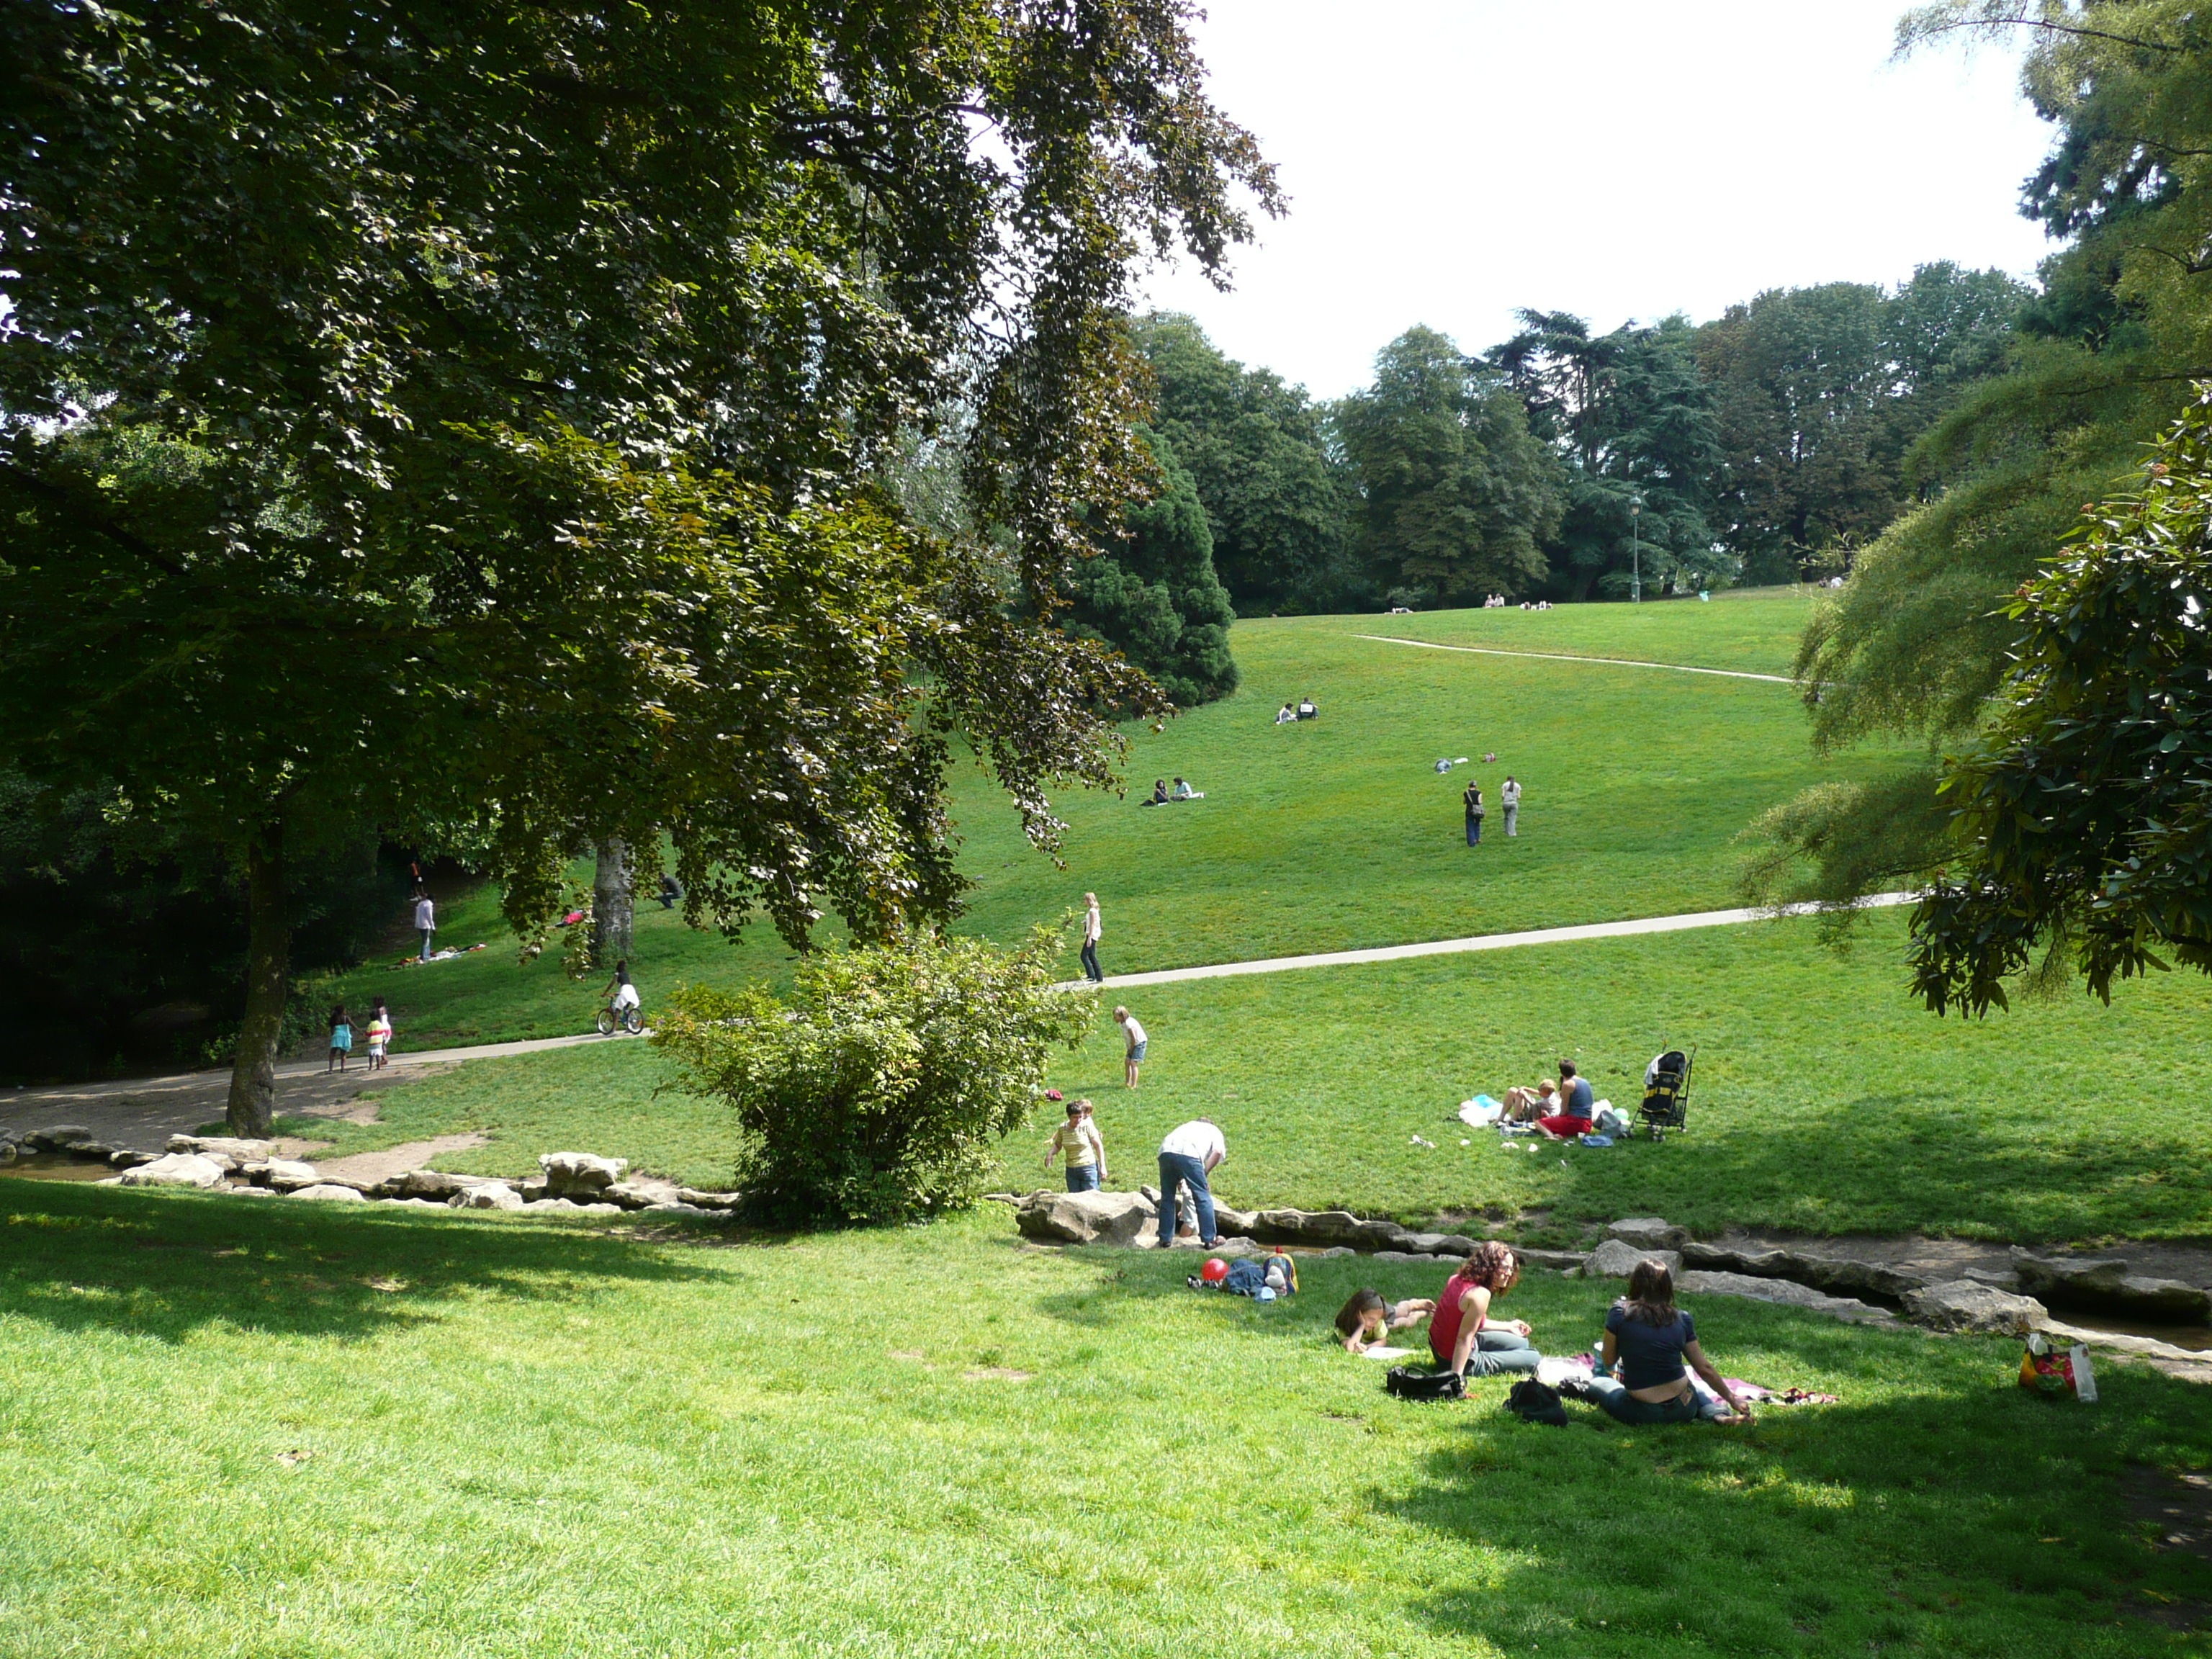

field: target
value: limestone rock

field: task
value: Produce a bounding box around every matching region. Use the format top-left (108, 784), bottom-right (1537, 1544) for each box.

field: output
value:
top-left (1580, 1238), bottom-right (1681, 1280)
top-left (1016, 1188), bottom-right (1157, 1247)
top-left (108, 1148), bottom-right (163, 1169)
top-left (25, 1125), bottom-right (94, 1151)
top-left (1677, 1269), bottom-right (1895, 1323)
top-left (518, 1178), bottom-right (549, 1202)
top-left (61, 1138), bottom-right (117, 1161)
top-left (643, 1202), bottom-right (716, 1218)
top-left (1681, 1241), bottom-right (1929, 1300)
top-left (165, 1135), bottom-right (276, 1162)
top-left (1372, 1250), bottom-right (1455, 1264)
top-left (117, 1152), bottom-right (228, 1190)
top-left (1606, 1216), bottom-right (1689, 1251)
top-left (288, 1183), bottom-right (367, 1202)
top-left (452, 1182), bottom-right (525, 1211)
top-left (1321, 1246), bottom-right (1357, 1259)
top-left (2013, 1251), bottom-right (2211, 1321)
top-left (1255, 1208), bottom-right (1365, 1246)
top-left (242, 1159), bottom-right (321, 1191)
top-left (539, 1151), bottom-right (629, 1196)
top-left (1173, 1234), bottom-right (1264, 1256)
top-left (2115, 1275), bottom-right (2212, 1323)
top-left (604, 1178), bottom-right (684, 1211)
top-left (1514, 1247), bottom-right (1591, 1274)
top-left (1903, 1280), bottom-right (2046, 1335)
top-left (227, 1185), bottom-right (276, 1197)
top-left (374, 1169), bottom-right (492, 1200)
top-left (1211, 1204), bottom-right (1257, 1236)
top-left (675, 1187), bottom-right (739, 1211)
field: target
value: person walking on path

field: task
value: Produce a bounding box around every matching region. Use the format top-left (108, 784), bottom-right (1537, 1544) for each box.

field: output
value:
top-left (327, 1004), bottom-right (354, 1074)
top-left (1081, 892), bottom-right (1105, 983)
top-left (1501, 775), bottom-right (1521, 837)
top-left (414, 891), bottom-right (436, 961)
top-left (365, 997), bottom-right (393, 1071)
top-left (1046, 1098), bottom-right (1108, 1192)
top-left (1156, 1118), bottom-right (1226, 1249)
top-left (1462, 778), bottom-right (1485, 846)
top-left (1115, 1004), bottom-right (1146, 1087)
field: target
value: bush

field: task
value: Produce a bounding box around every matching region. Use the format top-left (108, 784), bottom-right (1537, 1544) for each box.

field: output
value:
top-left (652, 926), bottom-right (1094, 1225)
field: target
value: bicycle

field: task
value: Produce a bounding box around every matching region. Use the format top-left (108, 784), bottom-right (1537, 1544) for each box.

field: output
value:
top-left (595, 998), bottom-right (644, 1036)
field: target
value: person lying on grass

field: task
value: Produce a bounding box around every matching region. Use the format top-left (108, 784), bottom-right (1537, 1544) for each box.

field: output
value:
top-left (1588, 1259), bottom-right (1753, 1426)
top-left (1534, 1059), bottom-right (1594, 1139)
top-left (1429, 1241), bottom-right (1542, 1378)
top-left (1335, 1288), bottom-right (1437, 1354)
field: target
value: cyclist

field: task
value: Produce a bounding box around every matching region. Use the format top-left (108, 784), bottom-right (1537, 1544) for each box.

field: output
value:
top-left (601, 958), bottom-right (642, 1028)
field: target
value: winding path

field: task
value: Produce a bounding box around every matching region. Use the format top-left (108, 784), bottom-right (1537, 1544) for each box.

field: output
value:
top-left (1353, 633), bottom-right (1799, 684)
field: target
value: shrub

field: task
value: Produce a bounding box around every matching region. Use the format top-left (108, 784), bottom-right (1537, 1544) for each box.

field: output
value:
top-left (652, 925), bottom-right (1094, 1225)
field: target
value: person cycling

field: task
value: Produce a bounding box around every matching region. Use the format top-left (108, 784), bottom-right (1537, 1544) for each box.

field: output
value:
top-left (601, 959), bottom-right (642, 1023)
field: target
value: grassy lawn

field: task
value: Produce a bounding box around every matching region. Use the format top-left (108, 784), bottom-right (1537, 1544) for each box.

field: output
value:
top-left (1340, 587), bottom-right (1825, 677)
top-left (325, 598), bottom-right (1912, 1050)
top-left (4, 1179), bottom-right (2206, 1658)
top-left (302, 911), bottom-right (2212, 1246)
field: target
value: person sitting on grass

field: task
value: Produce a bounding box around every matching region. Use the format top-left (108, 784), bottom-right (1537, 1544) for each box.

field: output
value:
top-left (1139, 778), bottom-right (1169, 806)
top-left (1276, 703), bottom-right (1295, 725)
top-left (1587, 1259), bottom-right (1753, 1426)
top-left (1428, 1241), bottom-right (1542, 1378)
top-left (1297, 696), bottom-right (1318, 719)
top-left (1335, 1288), bottom-right (1437, 1354)
top-left (1534, 1059), bottom-right (1594, 1139)
top-left (1501, 1079), bottom-right (1557, 1123)
top-left (1169, 776), bottom-right (1203, 800)
top-left (1044, 1097), bottom-right (1107, 1192)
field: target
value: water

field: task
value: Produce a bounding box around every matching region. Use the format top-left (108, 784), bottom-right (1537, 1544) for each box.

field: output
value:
top-left (2051, 1310), bottom-right (2212, 1352)
top-left (0, 1154), bottom-right (116, 1184)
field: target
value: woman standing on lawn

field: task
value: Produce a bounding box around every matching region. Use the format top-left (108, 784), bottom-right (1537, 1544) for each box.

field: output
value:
top-left (1429, 1241), bottom-right (1541, 1377)
top-left (1588, 1259), bottom-right (1753, 1425)
top-left (1462, 778), bottom-right (1484, 846)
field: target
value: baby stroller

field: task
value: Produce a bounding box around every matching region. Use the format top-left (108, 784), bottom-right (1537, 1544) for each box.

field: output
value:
top-left (1640, 1047), bottom-right (1694, 1138)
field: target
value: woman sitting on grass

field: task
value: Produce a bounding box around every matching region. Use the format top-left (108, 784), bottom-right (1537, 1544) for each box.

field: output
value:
top-left (1334, 1288), bottom-right (1436, 1354)
top-left (1588, 1259), bottom-right (1753, 1425)
top-left (1428, 1242), bottom-right (1542, 1378)
top-left (1533, 1059), bottom-right (1594, 1139)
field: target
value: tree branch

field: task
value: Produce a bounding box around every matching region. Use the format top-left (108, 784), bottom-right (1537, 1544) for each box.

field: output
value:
top-left (0, 459), bottom-right (188, 576)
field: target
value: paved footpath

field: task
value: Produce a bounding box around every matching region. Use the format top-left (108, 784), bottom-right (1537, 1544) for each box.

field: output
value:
top-left (1074, 894), bottom-right (1915, 991)
top-left (1353, 633), bottom-right (1798, 685)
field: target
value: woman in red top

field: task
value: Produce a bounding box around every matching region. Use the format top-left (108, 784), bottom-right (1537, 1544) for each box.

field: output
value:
top-left (1428, 1241), bottom-right (1542, 1378)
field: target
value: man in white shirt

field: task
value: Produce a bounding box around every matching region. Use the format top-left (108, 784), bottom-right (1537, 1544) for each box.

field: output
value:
top-left (414, 892), bottom-right (436, 961)
top-left (1114, 1004), bottom-right (1146, 1087)
top-left (1156, 1118), bottom-right (1226, 1249)
top-left (1081, 892), bottom-right (1104, 983)
top-left (1500, 775), bottom-right (1521, 838)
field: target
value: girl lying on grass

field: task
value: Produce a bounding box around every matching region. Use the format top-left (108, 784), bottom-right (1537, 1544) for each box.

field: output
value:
top-left (1429, 1242), bottom-right (1542, 1378)
top-left (1334, 1288), bottom-right (1437, 1353)
top-left (1588, 1259), bottom-right (1754, 1426)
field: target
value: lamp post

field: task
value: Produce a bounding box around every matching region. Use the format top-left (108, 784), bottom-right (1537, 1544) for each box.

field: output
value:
top-left (1629, 493), bottom-right (1644, 603)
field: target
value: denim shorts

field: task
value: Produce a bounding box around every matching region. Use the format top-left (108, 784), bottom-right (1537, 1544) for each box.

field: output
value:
top-left (1065, 1164), bottom-right (1101, 1192)
top-left (1128, 1040), bottom-right (1147, 1063)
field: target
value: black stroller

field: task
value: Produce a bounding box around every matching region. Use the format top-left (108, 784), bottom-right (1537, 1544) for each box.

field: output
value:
top-left (1639, 1047), bottom-right (1694, 1138)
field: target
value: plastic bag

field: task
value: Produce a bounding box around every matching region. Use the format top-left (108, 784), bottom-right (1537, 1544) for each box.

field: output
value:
top-left (1459, 1095), bottom-right (1503, 1127)
top-left (2018, 1332), bottom-right (2099, 1402)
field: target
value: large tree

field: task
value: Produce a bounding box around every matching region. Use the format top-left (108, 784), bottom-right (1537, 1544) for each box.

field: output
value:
top-left (1128, 312), bottom-right (1354, 614)
top-left (0, 0), bottom-right (1276, 1129)
top-left (1334, 327), bottom-right (1563, 607)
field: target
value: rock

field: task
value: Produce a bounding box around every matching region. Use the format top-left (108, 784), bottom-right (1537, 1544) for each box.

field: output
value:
top-left (1016, 1189), bottom-right (1157, 1247)
top-left (451, 1182), bottom-right (525, 1211)
top-left (95, 1174), bottom-right (124, 1186)
top-left (1432, 1236), bottom-right (1480, 1257)
top-left (24, 1124), bottom-right (94, 1151)
top-left (1678, 1269), bottom-right (1897, 1323)
top-left (1579, 1238), bottom-right (1681, 1280)
top-left (374, 1169), bottom-right (485, 1200)
top-left (518, 1178), bottom-right (549, 1202)
top-left (287, 1183), bottom-right (367, 1202)
top-left (1174, 1234), bottom-right (1264, 1256)
top-left (1352, 1218), bottom-right (1416, 1250)
top-left (603, 1178), bottom-right (684, 1211)
top-left (61, 1138), bottom-right (117, 1161)
top-left (674, 1187), bottom-right (739, 1211)
top-left (644, 1202), bottom-right (716, 1218)
top-left (242, 1159), bottom-right (321, 1192)
top-left (1321, 1246), bottom-right (1357, 1259)
top-left (1902, 1280), bottom-right (2046, 1334)
top-left (2010, 1249), bottom-right (2128, 1300)
top-left (2116, 1275), bottom-right (2212, 1323)
top-left (1959, 1264), bottom-right (2023, 1291)
top-left (0, 1141), bottom-right (17, 1166)
top-left (108, 1148), bottom-right (163, 1169)
top-left (1211, 1204), bottom-right (1257, 1236)
top-left (539, 1151), bottom-right (629, 1196)
top-left (1513, 1247), bottom-right (1591, 1273)
top-left (1606, 1216), bottom-right (1689, 1251)
top-left (2012, 1251), bottom-right (2211, 1321)
top-left (227, 1185), bottom-right (276, 1197)
top-left (1254, 1208), bottom-right (1366, 1246)
top-left (165, 1135), bottom-right (276, 1162)
top-left (1681, 1241), bottom-right (1929, 1300)
top-left (2040, 1316), bottom-right (2212, 1366)
top-left (1372, 1250), bottom-right (1455, 1264)
top-left (117, 1152), bottom-right (228, 1190)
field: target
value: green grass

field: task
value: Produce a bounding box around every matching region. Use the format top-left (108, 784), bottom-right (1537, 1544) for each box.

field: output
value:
top-left (326, 597), bottom-right (1910, 1049)
top-left (4, 1179), bottom-right (2206, 1658)
top-left (1346, 588), bottom-right (1825, 677)
top-left (304, 910), bottom-right (2212, 1245)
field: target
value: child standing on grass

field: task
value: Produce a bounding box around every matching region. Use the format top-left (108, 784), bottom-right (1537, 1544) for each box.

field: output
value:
top-left (1044, 1098), bottom-right (1108, 1192)
top-left (365, 998), bottom-right (393, 1071)
top-left (327, 1004), bottom-right (354, 1073)
top-left (1334, 1288), bottom-right (1437, 1354)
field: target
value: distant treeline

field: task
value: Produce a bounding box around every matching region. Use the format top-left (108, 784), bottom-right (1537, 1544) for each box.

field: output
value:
top-left (1128, 261), bottom-right (2030, 619)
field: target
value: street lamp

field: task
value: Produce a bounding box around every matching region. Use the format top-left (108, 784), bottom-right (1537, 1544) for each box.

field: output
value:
top-left (1629, 493), bottom-right (1644, 603)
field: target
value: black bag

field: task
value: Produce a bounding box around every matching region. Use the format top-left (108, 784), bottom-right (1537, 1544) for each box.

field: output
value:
top-left (1385, 1366), bottom-right (1465, 1402)
top-left (1503, 1379), bottom-right (1568, 1426)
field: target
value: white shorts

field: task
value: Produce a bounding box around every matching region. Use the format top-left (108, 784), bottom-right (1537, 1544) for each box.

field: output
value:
top-left (613, 984), bottom-right (640, 1010)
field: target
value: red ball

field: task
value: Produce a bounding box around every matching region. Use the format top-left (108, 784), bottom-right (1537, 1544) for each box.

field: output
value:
top-left (1200, 1258), bottom-right (1229, 1283)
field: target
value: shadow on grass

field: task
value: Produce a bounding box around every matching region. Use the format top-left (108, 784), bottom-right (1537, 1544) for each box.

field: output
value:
top-left (0, 1177), bottom-right (724, 1345)
top-left (1532, 1092), bottom-right (2212, 1243)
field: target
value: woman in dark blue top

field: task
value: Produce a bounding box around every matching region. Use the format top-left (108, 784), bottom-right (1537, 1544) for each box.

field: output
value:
top-left (1590, 1260), bottom-right (1753, 1424)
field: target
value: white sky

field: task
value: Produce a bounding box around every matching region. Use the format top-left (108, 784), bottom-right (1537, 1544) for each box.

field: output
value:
top-left (1139, 0), bottom-right (2059, 398)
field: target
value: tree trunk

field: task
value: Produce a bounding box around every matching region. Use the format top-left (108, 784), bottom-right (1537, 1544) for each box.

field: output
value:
top-left (591, 837), bottom-right (633, 966)
top-left (226, 828), bottom-right (289, 1138)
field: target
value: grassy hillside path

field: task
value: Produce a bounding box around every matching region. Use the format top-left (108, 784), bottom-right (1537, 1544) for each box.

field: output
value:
top-left (1352, 631), bottom-right (1799, 683)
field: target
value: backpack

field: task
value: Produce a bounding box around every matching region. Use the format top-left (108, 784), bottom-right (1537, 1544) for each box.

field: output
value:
top-left (1262, 1252), bottom-right (1299, 1295)
top-left (1592, 1104), bottom-right (1630, 1138)
top-left (1502, 1379), bottom-right (1568, 1426)
top-left (1385, 1366), bottom-right (1465, 1402)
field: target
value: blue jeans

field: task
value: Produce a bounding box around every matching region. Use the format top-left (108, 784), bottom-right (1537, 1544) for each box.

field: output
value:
top-left (1081, 939), bottom-right (1102, 981)
top-left (1065, 1164), bottom-right (1100, 1192)
top-left (1588, 1376), bottom-right (1719, 1424)
top-left (1441, 1328), bottom-right (1542, 1377)
top-left (1465, 813), bottom-right (1482, 845)
top-left (1156, 1151), bottom-right (1215, 1246)
top-left (419, 927), bottom-right (435, 961)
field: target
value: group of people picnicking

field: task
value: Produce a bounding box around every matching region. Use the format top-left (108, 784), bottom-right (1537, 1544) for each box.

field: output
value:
top-left (1333, 1245), bottom-right (1755, 1425)
top-left (1138, 776), bottom-right (1205, 806)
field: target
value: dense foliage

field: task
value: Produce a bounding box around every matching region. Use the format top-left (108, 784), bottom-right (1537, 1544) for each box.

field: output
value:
top-left (0, 0), bottom-right (1274, 1120)
top-left (652, 927), bottom-right (1094, 1224)
top-left (1908, 395), bottom-right (2212, 1015)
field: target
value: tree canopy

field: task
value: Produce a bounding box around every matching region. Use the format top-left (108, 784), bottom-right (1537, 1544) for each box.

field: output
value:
top-left (0, 0), bottom-right (1276, 1125)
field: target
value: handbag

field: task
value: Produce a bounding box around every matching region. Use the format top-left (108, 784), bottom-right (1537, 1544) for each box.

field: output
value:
top-left (1385, 1366), bottom-right (1465, 1401)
